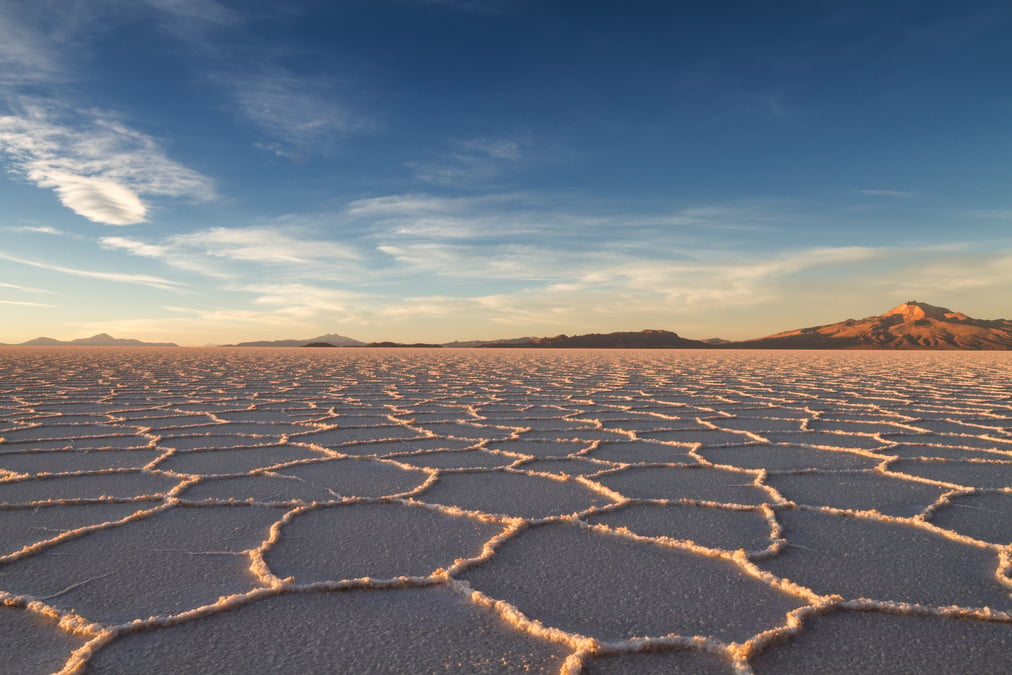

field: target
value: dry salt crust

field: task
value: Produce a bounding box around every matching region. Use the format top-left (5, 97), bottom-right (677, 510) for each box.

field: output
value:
top-left (0, 348), bottom-right (1010, 674)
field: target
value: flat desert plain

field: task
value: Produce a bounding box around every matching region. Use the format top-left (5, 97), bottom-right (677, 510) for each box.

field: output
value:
top-left (1, 348), bottom-right (1009, 674)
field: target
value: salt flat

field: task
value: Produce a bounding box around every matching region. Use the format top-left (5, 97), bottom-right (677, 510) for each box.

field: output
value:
top-left (0, 348), bottom-right (1009, 674)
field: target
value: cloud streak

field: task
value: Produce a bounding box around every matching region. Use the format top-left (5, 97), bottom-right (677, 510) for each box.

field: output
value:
top-left (0, 299), bottom-right (54, 307)
top-left (0, 252), bottom-right (184, 290)
top-left (0, 101), bottom-right (215, 225)
top-left (0, 281), bottom-right (58, 294)
top-left (102, 225), bottom-right (361, 281)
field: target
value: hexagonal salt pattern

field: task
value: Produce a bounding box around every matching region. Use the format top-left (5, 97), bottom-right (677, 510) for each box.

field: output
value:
top-left (1, 348), bottom-right (1009, 673)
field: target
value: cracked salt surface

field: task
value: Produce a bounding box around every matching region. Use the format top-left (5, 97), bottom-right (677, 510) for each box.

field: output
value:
top-left (0, 348), bottom-right (1009, 673)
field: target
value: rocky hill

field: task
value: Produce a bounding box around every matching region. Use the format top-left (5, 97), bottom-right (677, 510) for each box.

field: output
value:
top-left (734, 301), bottom-right (1012, 350)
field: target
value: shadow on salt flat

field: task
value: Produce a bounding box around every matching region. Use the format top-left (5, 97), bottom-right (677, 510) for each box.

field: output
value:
top-left (929, 492), bottom-right (1012, 545)
top-left (87, 587), bottom-right (569, 673)
top-left (0, 449), bottom-right (163, 475)
top-left (112, 414), bottom-right (218, 429)
top-left (274, 458), bottom-right (429, 498)
top-left (697, 445), bottom-right (878, 471)
top-left (0, 502), bottom-right (153, 556)
top-left (519, 429), bottom-right (634, 442)
top-left (157, 435), bottom-right (279, 451)
top-left (637, 429), bottom-right (757, 446)
top-left (155, 444), bottom-right (328, 476)
top-left (589, 440), bottom-right (698, 464)
top-left (758, 432), bottom-right (887, 450)
top-left (288, 426), bottom-right (424, 447)
top-left (751, 610), bottom-right (1012, 673)
top-left (766, 472), bottom-right (947, 517)
top-left (517, 457), bottom-right (616, 476)
top-left (597, 466), bottom-right (770, 505)
top-left (583, 648), bottom-right (734, 674)
top-left (756, 510), bottom-right (1011, 610)
top-left (1, 425), bottom-right (134, 443)
top-left (585, 503), bottom-right (774, 553)
top-left (392, 449), bottom-right (517, 470)
top-left (0, 604), bottom-right (86, 675)
top-left (417, 470), bottom-right (612, 519)
top-left (710, 417), bottom-right (807, 433)
top-left (460, 522), bottom-right (805, 642)
top-left (266, 502), bottom-right (503, 581)
top-left (888, 458), bottom-right (1012, 489)
top-left (322, 437), bottom-right (477, 457)
top-left (880, 433), bottom-right (1012, 452)
top-left (0, 435), bottom-right (151, 453)
top-left (875, 443), bottom-right (1007, 461)
top-left (0, 505), bottom-right (286, 624)
top-left (0, 472), bottom-right (179, 503)
top-left (178, 473), bottom-right (337, 503)
top-left (483, 439), bottom-right (589, 458)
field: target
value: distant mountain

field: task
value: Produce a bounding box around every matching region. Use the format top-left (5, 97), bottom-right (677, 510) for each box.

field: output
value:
top-left (20, 333), bottom-right (177, 347)
top-left (230, 333), bottom-right (365, 347)
top-left (733, 301), bottom-right (1012, 350)
top-left (481, 329), bottom-right (711, 349)
top-left (443, 337), bottom-right (536, 348)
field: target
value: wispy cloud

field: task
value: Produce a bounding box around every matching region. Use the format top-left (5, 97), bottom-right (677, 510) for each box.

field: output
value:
top-left (0, 252), bottom-right (184, 290)
top-left (0, 101), bottom-right (215, 225)
top-left (224, 69), bottom-right (369, 158)
top-left (408, 137), bottom-right (524, 186)
top-left (0, 281), bottom-right (58, 294)
top-left (171, 227), bottom-right (359, 263)
top-left (101, 225), bottom-right (362, 280)
top-left (0, 299), bottom-right (54, 307)
top-left (6, 224), bottom-right (66, 236)
top-left (0, 9), bottom-right (63, 86)
top-left (349, 191), bottom-right (779, 257)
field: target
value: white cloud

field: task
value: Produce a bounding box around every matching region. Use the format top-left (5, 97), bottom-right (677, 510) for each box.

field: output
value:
top-left (0, 101), bottom-right (215, 225)
top-left (101, 225), bottom-right (363, 282)
top-left (34, 171), bottom-right (148, 225)
top-left (16, 224), bottom-right (65, 235)
top-left (0, 281), bottom-right (57, 294)
top-left (100, 236), bottom-right (171, 259)
top-left (170, 227), bottom-right (359, 264)
top-left (0, 252), bottom-right (184, 290)
top-left (0, 299), bottom-right (54, 307)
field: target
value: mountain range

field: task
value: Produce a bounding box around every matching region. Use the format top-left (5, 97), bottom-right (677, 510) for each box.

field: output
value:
top-left (734, 301), bottom-right (1012, 350)
top-left (9, 333), bottom-right (178, 347)
top-left (4, 302), bottom-right (1010, 350)
top-left (226, 333), bottom-right (364, 347)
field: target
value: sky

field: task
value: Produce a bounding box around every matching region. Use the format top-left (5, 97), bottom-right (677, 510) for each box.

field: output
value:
top-left (1, 0), bottom-right (1011, 345)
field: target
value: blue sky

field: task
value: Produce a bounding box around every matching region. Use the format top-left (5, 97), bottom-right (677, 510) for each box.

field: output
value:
top-left (1, 0), bottom-right (1010, 345)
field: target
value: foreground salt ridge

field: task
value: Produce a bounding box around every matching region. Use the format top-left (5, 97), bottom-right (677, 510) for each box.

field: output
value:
top-left (0, 349), bottom-right (1008, 674)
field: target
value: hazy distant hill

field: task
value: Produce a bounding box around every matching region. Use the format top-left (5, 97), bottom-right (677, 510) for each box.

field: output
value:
top-left (230, 333), bottom-right (365, 347)
top-left (19, 333), bottom-right (178, 347)
top-left (733, 301), bottom-right (1012, 350)
top-left (443, 337), bottom-right (536, 347)
top-left (482, 329), bottom-right (712, 349)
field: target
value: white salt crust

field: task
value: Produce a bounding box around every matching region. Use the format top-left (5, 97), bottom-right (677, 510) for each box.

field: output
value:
top-left (0, 347), bottom-right (1008, 674)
